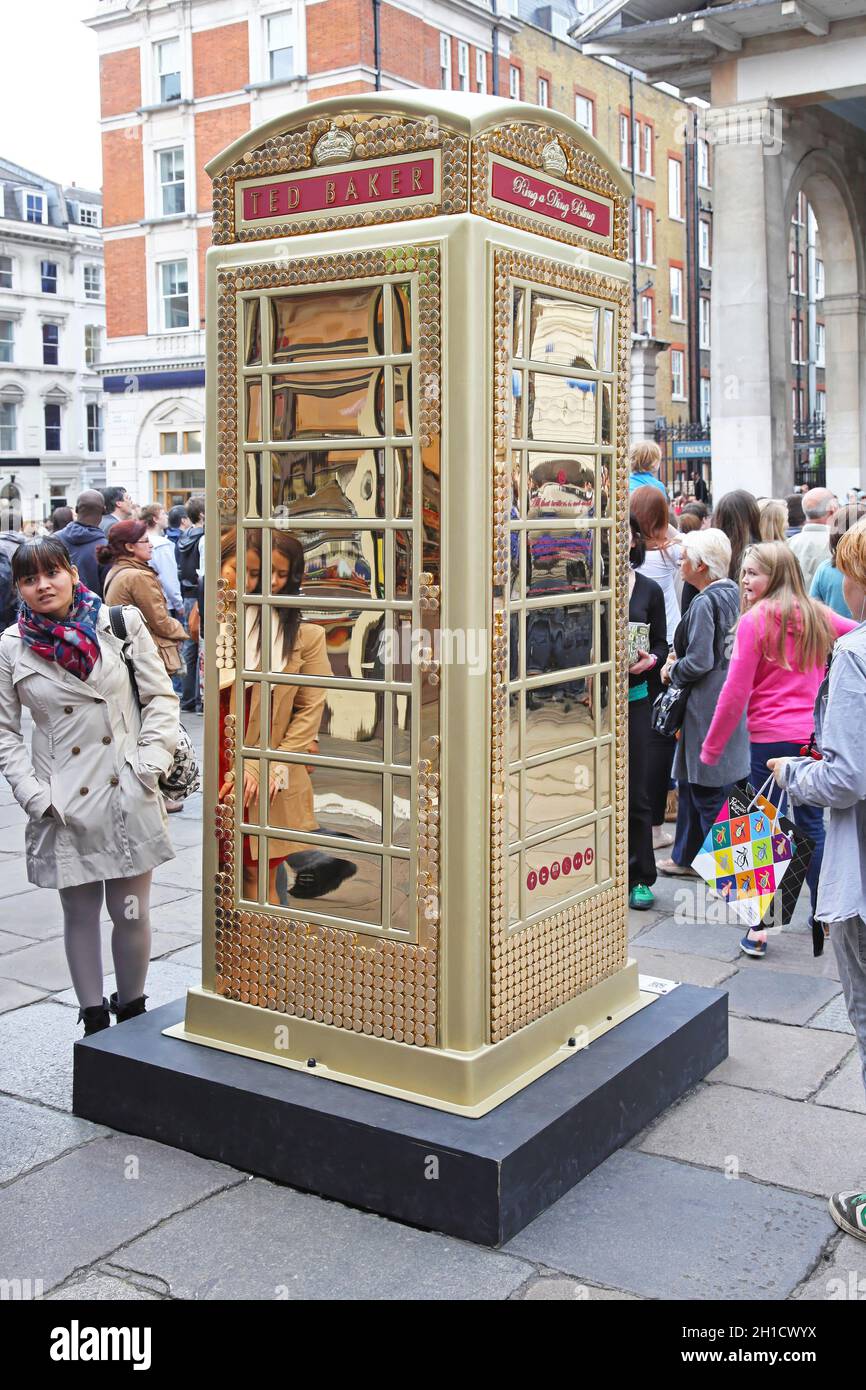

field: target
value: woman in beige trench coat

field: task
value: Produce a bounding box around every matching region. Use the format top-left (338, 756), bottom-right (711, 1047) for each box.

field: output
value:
top-left (0, 537), bottom-right (179, 1036)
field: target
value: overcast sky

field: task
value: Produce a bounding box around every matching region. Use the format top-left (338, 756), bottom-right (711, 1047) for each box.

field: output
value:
top-left (3, 1), bottom-right (103, 189)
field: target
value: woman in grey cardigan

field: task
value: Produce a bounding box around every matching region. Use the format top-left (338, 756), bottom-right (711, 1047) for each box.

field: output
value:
top-left (769, 516), bottom-right (866, 1245)
top-left (657, 529), bottom-right (749, 874)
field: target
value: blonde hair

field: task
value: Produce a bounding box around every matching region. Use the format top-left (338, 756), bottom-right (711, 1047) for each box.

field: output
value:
top-left (629, 440), bottom-right (661, 473)
top-left (835, 514), bottom-right (866, 589)
top-left (741, 541), bottom-right (836, 673)
top-left (757, 498), bottom-right (787, 543)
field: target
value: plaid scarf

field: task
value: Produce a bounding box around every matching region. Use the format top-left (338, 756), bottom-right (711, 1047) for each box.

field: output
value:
top-left (18, 583), bottom-right (103, 681)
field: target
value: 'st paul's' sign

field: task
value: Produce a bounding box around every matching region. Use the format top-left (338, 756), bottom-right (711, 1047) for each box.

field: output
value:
top-left (487, 154), bottom-right (613, 246)
top-left (235, 150), bottom-right (442, 229)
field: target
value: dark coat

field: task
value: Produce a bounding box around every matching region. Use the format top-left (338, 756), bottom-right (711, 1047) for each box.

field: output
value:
top-left (53, 522), bottom-right (106, 596)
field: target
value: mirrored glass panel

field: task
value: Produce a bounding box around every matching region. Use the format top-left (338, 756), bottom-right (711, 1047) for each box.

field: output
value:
top-left (272, 367), bottom-right (384, 441)
top-left (527, 374), bottom-right (597, 444)
top-left (287, 609), bottom-right (388, 683)
top-left (246, 379), bottom-right (262, 443)
top-left (524, 749), bottom-right (595, 838)
top-left (524, 828), bottom-right (597, 912)
top-left (523, 676), bottom-right (596, 758)
top-left (272, 285), bottom-right (383, 362)
top-left (601, 383), bottom-right (613, 444)
top-left (392, 776), bottom-right (411, 848)
top-left (509, 773), bottom-right (521, 840)
top-left (392, 284), bottom-right (412, 353)
top-left (271, 846), bottom-right (383, 926)
top-left (598, 741), bottom-right (612, 810)
top-left (393, 365), bottom-right (412, 436)
top-left (307, 686), bottom-right (386, 760)
top-left (512, 287), bottom-right (525, 359)
top-left (244, 298), bottom-right (262, 366)
top-left (602, 308), bottom-right (615, 372)
top-left (526, 454), bottom-right (596, 521)
top-left (265, 763), bottom-right (383, 844)
top-left (392, 693), bottom-right (412, 764)
top-left (267, 448), bottom-right (386, 521)
top-left (525, 603), bottom-right (594, 679)
top-left (599, 457), bottom-right (613, 518)
top-left (391, 858), bottom-right (412, 934)
top-left (528, 295), bottom-right (598, 368)
top-left (394, 447), bottom-right (412, 519)
top-left (511, 370), bottom-right (523, 438)
top-left (298, 530), bottom-right (384, 602)
top-left (526, 530), bottom-right (595, 595)
top-left (394, 530), bottom-right (412, 600)
top-left (509, 852), bottom-right (521, 925)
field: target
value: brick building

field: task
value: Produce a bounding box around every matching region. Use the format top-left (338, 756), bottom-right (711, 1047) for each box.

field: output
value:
top-left (87, 0), bottom-right (698, 504)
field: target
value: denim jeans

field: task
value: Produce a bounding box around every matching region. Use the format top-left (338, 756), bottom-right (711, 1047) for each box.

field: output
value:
top-left (181, 594), bottom-right (200, 709)
top-left (750, 740), bottom-right (825, 920)
top-left (672, 781), bottom-right (730, 868)
top-left (832, 916), bottom-right (866, 1103)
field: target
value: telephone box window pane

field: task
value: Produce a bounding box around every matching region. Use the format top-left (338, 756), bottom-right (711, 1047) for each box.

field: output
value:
top-left (526, 454), bottom-right (596, 520)
top-left (525, 748), bottom-right (596, 837)
top-left (509, 853), bottom-right (521, 925)
top-left (240, 836), bottom-right (264, 901)
top-left (528, 295), bottom-right (598, 368)
top-left (601, 382), bottom-right (613, 444)
top-left (295, 529), bottom-right (382, 601)
top-left (597, 742), bottom-right (612, 810)
top-left (277, 608), bottom-right (389, 683)
top-left (392, 284), bottom-right (412, 351)
top-left (599, 456), bottom-right (613, 516)
top-left (268, 448), bottom-right (386, 520)
top-left (512, 288), bottom-right (525, 358)
top-left (392, 694), bottom-right (411, 764)
top-left (527, 374), bottom-right (597, 444)
top-left (272, 367), bottom-right (385, 441)
top-left (525, 830), bottom-right (596, 911)
top-left (391, 859), bottom-right (412, 935)
top-left (597, 816), bottom-right (612, 882)
top-left (273, 849), bottom-right (382, 925)
top-left (393, 365), bottom-right (412, 435)
top-left (394, 447), bottom-right (412, 519)
top-left (525, 604), bottom-right (594, 679)
top-left (602, 309), bottom-right (615, 372)
top-left (392, 777), bottom-right (411, 847)
top-left (524, 677), bottom-right (595, 757)
top-left (246, 379), bottom-right (262, 442)
top-left (509, 773), bottom-right (520, 840)
top-left (527, 530), bottom-right (594, 595)
top-left (245, 299), bottom-right (262, 365)
top-left (509, 697), bottom-right (521, 763)
top-left (266, 764), bottom-right (383, 844)
top-left (511, 371), bottom-right (523, 437)
top-left (272, 286), bottom-right (384, 362)
top-left (394, 530), bottom-right (412, 599)
top-left (307, 686), bottom-right (386, 761)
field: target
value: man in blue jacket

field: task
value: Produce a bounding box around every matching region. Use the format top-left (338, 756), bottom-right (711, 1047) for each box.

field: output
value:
top-left (53, 492), bottom-right (106, 595)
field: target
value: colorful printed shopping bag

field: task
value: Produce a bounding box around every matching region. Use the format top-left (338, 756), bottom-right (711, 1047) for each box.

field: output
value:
top-left (724, 784), bottom-right (814, 929)
top-left (691, 778), bottom-right (795, 928)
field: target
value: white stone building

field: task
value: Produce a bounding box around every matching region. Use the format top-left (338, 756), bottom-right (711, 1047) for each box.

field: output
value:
top-left (0, 159), bottom-right (106, 526)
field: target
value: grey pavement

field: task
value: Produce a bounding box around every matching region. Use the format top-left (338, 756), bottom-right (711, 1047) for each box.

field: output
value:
top-left (1, 724), bottom-right (864, 1301)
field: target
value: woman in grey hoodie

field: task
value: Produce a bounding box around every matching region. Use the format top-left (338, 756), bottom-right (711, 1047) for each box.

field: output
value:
top-left (770, 516), bottom-right (866, 1245)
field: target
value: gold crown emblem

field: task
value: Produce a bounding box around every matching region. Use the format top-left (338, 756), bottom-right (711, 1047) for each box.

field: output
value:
top-left (541, 138), bottom-right (568, 177)
top-left (313, 125), bottom-right (356, 166)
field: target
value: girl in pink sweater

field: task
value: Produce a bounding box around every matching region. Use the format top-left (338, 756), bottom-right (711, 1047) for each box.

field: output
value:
top-left (701, 542), bottom-right (856, 958)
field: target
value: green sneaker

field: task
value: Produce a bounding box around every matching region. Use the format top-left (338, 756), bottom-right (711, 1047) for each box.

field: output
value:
top-left (629, 885), bottom-right (655, 911)
top-left (829, 1189), bottom-right (866, 1242)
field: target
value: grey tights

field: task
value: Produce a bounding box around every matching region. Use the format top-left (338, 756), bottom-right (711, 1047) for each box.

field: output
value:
top-left (59, 871), bottom-right (152, 1010)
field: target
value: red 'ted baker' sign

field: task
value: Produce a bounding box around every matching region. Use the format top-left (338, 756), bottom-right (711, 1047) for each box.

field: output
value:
top-left (490, 158), bottom-right (612, 239)
top-left (240, 155), bottom-right (437, 223)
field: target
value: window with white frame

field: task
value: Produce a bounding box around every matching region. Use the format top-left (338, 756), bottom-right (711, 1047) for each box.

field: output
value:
top-left (78, 205), bottom-right (100, 227)
top-left (42, 323), bottom-right (59, 366)
top-left (160, 259), bottom-right (189, 330)
top-left (0, 402), bottom-right (17, 451)
top-left (574, 93), bottom-right (594, 134)
top-left (619, 113), bottom-right (630, 169)
top-left (789, 249), bottom-right (804, 295)
top-left (699, 219), bottom-right (711, 269)
top-left (159, 147), bottom-right (186, 216)
top-left (640, 122), bottom-right (653, 177)
top-left (639, 205), bottom-right (654, 265)
top-left (267, 11), bottom-right (296, 80)
top-left (155, 37), bottom-right (181, 103)
top-left (44, 402), bottom-right (62, 451)
top-left (476, 49), bottom-right (486, 92)
top-left (457, 42), bottom-right (469, 92)
top-left (700, 376), bottom-right (711, 426)
top-left (815, 258), bottom-right (825, 299)
top-left (440, 35), bottom-right (452, 90)
top-left (25, 191), bottom-right (46, 224)
top-left (0, 256), bottom-right (11, 289)
top-left (816, 321), bottom-right (826, 367)
top-left (537, 77), bottom-right (549, 108)
top-left (815, 390), bottom-right (826, 420)
top-left (0, 319), bottom-right (13, 364)
top-left (697, 137), bottom-right (710, 188)
top-left (84, 264), bottom-right (101, 300)
top-left (86, 402), bottom-right (103, 453)
top-left (639, 294), bottom-right (653, 336)
top-left (84, 324), bottom-right (102, 368)
top-left (791, 316), bottom-right (804, 364)
top-left (668, 156), bottom-right (682, 219)
top-left (670, 265), bottom-right (684, 320)
top-left (699, 297), bottom-right (710, 349)
top-left (41, 260), bottom-right (58, 294)
top-left (509, 65), bottom-right (520, 100)
top-left (671, 349), bottom-right (686, 400)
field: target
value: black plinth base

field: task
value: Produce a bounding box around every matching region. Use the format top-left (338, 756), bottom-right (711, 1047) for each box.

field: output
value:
top-left (73, 985), bottom-right (726, 1246)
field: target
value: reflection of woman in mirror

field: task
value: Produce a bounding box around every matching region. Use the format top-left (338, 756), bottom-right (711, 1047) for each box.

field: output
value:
top-left (218, 530), bottom-right (334, 904)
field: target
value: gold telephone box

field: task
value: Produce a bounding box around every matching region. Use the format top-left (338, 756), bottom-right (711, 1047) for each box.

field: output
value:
top-left (167, 91), bottom-right (651, 1115)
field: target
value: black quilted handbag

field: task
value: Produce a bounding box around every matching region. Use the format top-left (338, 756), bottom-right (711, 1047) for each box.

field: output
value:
top-left (109, 606), bottom-right (201, 802)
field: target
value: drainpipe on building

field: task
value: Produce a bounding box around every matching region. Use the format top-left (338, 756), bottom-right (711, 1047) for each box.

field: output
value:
top-left (491, 0), bottom-right (500, 95)
top-left (687, 108), bottom-right (701, 425)
top-left (629, 71), bottom-right (638, 335)
top-left (373, 0), bottom-right (382, 91)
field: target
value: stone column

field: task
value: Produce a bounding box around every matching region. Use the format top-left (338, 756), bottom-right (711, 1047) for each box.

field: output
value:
top-left (821, 291), bottom-right (866, 497)
top-left (629, 336), bottom-right (668, 444)
top-left (708, 102), bottom-right (792, 499)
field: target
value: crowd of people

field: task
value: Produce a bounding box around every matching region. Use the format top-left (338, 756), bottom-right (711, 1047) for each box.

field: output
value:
top-left (628, 442), bottom-right (866, 1244)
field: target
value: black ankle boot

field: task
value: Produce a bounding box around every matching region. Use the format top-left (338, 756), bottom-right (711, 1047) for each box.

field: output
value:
top-left (109, 992), bottom-right (148, 1023)
top-left (78, 999), bottom-right (111, 1036)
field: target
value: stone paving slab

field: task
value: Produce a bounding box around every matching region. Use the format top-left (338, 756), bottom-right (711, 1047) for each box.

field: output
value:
top-left (147, 899), bottom-right (202, 940)
top-left (794, 1235), bottom-right (866, 1301)
top-left (813, 1052), bottom-right (866, 1115)
top-left (708, 1018), bottom-right (854, 1101)
top-left (0, 1134), bottom-right (244, 1294)
top-left (0, 929), bottom-right (39, 955)
top-left (809, 995), bottom-right (856, 1035)
top-left (632, 947), bottom-right (738, 989)
top-left (113, 1177), bottom-right (532, 1301)
top-left (518, 1275), bottom-right (640, 1300)
top-left (639, 1083), bottom-right (866, 1196)
top-left (0, 1094), bottom-right (107, 1183)
top-left (724, 968), bottom-right (840, 1025)
top-left (152, 856), bottom-right (203, 891)
top-left (0, 1000), bottom-right (81, 1109)
top-left (628, 907), bottom-right (666, 939)
top-left (0, 978), bottom-right (48, 1014)
top-left (163, 942), bottom-right (201, 970)
top-left (0, 882), bottom-right (201, 943)
top-left (46, 1273), bottom-right (161, 1301)
top-left (0, 934), bottom-right (118, 992)
top-left (630, 917), bottom-right (742, 961)
top-left (756, 931), bottom-right (842, 982)
top-left (53, 958), bottom-right (198, 1011)
top-left (504, 1149), bottom-right (829, 1301)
